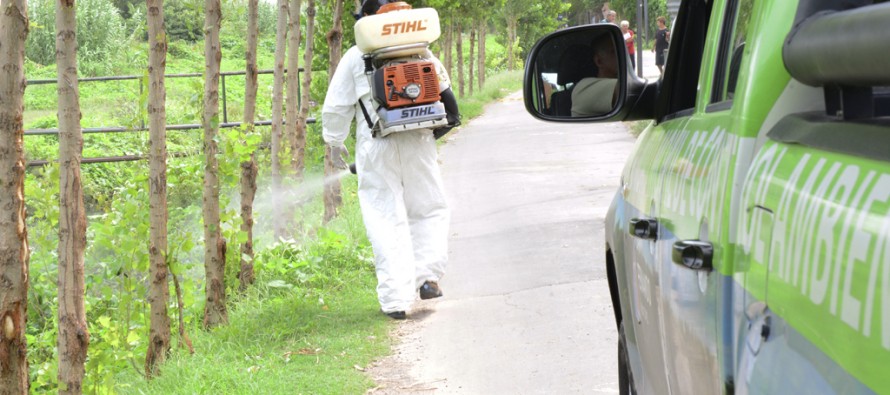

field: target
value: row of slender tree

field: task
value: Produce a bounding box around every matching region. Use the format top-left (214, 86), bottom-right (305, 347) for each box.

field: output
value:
top-left (0, 0), bottom-right (334, 392)
top-left (0, 0), bottom-right (571, 392)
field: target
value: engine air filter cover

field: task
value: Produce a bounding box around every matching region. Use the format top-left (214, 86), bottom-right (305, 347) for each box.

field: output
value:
top-left (374, 61), bottom-right (441, 109)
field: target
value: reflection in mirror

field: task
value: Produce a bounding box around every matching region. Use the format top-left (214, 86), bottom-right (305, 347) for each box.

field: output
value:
top-left (529, 28), bottom-right (620, 119)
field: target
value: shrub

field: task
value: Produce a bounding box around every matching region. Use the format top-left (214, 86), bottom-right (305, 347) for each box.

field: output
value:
top-left (165, 1), bottom-right (204, 42)
top-left (26, 0), bottom-right (128, 76)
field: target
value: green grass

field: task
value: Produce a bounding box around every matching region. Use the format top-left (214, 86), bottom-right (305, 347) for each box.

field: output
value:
top-left (113, 178), bottom-right (394, 395)
top-left (625, 120), bottom-right (653, 138)
top-left (115, 281), bottom-right (390, 395)
top-left (454, 70), bottom-right (524, 124)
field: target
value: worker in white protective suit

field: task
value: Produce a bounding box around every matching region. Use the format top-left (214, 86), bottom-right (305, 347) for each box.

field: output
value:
top-left (322, 0), bottom-right (453, 320)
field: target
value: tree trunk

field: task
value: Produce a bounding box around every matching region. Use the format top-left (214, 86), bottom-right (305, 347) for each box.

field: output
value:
top-left (270, 0), bottom-right (288, 238)
top-left (443, 17), bottom-right (452, 79)
top-left (478, 18), bottom-right (486, 89)
top-left (287, 0), bottom-right (303, 178)
top-left (323, 0), bottom-right (342, 223)
top-left (239, 0), bottom-right (259, 290)
top-left (56, 1), bottom-right (89, 392)
top-left (301, 0), bottom-right (316, 138)
top-left (312, 0), bottom-right (335, 222)
top-left (506, 18), bottom-right (517, 71)
top-left (327, 0), bottom-right (343, 87)
top-left (202, 0), bottom-right (228, 329)
top-left (455, 21), bottom-right (464, 97)
top-left (468, 27), bottom-right (475, 96)
top-left (323, 145), bottom-right (342, 223)
top-left (0, 1), bottom-right (30, 393)
top-left (281, 0), bottom-right (302, 236)
top-left (144, 0), bottom-right (171, 378)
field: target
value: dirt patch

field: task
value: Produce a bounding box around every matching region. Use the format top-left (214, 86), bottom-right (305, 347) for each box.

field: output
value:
top-left (365, 301), bottom-right (444, 394)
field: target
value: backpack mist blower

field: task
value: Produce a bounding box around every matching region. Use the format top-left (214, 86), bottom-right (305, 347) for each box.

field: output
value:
top-left (353, 2), bottom-right (460, 140)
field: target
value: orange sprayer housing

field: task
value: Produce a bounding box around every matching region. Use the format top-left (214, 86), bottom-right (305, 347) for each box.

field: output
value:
top-left (373, 61), bottom-right (441, 109)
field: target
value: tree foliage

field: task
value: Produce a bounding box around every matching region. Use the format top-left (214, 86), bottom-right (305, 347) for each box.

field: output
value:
top-left (491, 0), bottom-right (569, 69)
top-left (112, 0), bottom-right (204, 41)
top-left (565, 0), bottom-right (669, 41)
top-left (26, 0), bottom-right (128, 75)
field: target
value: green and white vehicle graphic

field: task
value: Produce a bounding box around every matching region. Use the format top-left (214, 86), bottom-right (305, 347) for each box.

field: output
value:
top-left (523, 0), bottom-right (890, 393)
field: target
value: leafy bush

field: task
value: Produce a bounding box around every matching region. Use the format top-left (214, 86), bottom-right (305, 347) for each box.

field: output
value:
top-left (26, 0), bottom-right (129, 76)
top-left (165, 1), bottom-right (204, 42)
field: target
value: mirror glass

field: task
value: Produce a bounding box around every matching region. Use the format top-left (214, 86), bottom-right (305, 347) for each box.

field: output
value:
top-left (527, 28), bottom-right (621, 119)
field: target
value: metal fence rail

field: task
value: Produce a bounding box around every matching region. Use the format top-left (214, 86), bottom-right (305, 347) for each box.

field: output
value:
top-left (26, 68), bottom-right (315, 167)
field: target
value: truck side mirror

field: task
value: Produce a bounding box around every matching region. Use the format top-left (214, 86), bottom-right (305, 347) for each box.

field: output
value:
top-left (523, 25), bottom-right (657, 122)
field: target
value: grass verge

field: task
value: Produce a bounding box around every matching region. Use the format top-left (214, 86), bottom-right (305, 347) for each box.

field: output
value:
top-left (453, 70), bottom-right (524, 124)
top-left (118, 281), bottom-right (389, 394)
top-left (624, 120), bottom-right (653, 138)
top-left (115, 177), bottom-right (392, 394)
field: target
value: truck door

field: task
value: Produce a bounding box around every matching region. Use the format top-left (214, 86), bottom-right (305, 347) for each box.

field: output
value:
top-left (621, 108), bottom-right (682, 395)
top-left (649, 0), bottom-right (753, 393)
top-left (621, 1), bottom-right (721, 393)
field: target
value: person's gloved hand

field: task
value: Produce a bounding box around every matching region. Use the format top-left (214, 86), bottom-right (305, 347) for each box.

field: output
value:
top-left (330, 143), bottom-right (349, 170)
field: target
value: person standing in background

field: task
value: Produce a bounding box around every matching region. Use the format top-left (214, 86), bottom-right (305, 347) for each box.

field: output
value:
top-left (606, 10), bottom-right (618, 25)
top-left (654, 16), bottom-right (671, 75)
top-left (620, 20), bottom-right (635, 71)
top-left (599, 2), bottom-right (611, 23)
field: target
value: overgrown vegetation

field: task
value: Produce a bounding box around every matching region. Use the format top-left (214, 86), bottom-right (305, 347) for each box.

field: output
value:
top-left (626, 120), bottom-right (653, 138)
top-left (451, 69), bottom-right (524, 123)
top-left (21, 0), bottom-right (525, 393)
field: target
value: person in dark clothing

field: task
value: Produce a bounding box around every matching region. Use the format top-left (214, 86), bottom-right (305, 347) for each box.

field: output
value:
top-left (654, 16), bottom-right (671, 74)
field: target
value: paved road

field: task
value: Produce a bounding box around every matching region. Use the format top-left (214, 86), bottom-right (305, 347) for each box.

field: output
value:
top-left (636, 46), bottom-right (663, 80)
top-left (367, 87), bottom-right (638, 394)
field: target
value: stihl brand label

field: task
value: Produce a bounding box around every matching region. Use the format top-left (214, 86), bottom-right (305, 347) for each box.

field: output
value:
top-left (401, 107), bottom-right (434, 118)
top-left (381, 20), bottom-right (427, 35)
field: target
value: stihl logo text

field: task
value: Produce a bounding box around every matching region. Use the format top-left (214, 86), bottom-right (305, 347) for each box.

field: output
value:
top-left (401, 107), bottom-right (433, 118)
top-left (382, 20), bottom-right (427, 36)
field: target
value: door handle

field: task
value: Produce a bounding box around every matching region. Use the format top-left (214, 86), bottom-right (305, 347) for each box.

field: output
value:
top-left (629, 218), bottom-right (658, 240)
top-left (672, 240), bottom-right (713, 270)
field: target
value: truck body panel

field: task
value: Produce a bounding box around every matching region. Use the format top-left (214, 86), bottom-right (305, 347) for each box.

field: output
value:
top-left (525, 0), bottom-right (890, 392)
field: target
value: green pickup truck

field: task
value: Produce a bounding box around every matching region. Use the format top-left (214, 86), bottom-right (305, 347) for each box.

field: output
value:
top-left (524, 0), bottom-right (890, 393)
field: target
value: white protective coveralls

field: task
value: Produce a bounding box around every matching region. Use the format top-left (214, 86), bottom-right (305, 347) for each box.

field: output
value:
top-left (322, 46), bottom-right (451, 314)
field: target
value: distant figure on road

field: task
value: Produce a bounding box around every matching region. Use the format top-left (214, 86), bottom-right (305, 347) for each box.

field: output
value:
top-left (620, 20), bottom-right (636, 71)
top-left (654, 16), bottom-right (671, 74)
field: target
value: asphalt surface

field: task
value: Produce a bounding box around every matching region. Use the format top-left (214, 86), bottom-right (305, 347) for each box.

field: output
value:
top-left (367, 93), bottom-right (637, 394)
top-left (367, 50), bottom-right (656, 395)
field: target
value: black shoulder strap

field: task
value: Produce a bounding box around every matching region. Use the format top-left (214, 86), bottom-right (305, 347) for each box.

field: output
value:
top-left (357, 98), bottom-right (374, 129)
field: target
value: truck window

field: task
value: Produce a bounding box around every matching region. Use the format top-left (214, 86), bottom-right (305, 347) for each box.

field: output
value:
top-left (656, 0), bottom-right (714, 120)
top-left (711, 0), bottom-right (755, 105)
